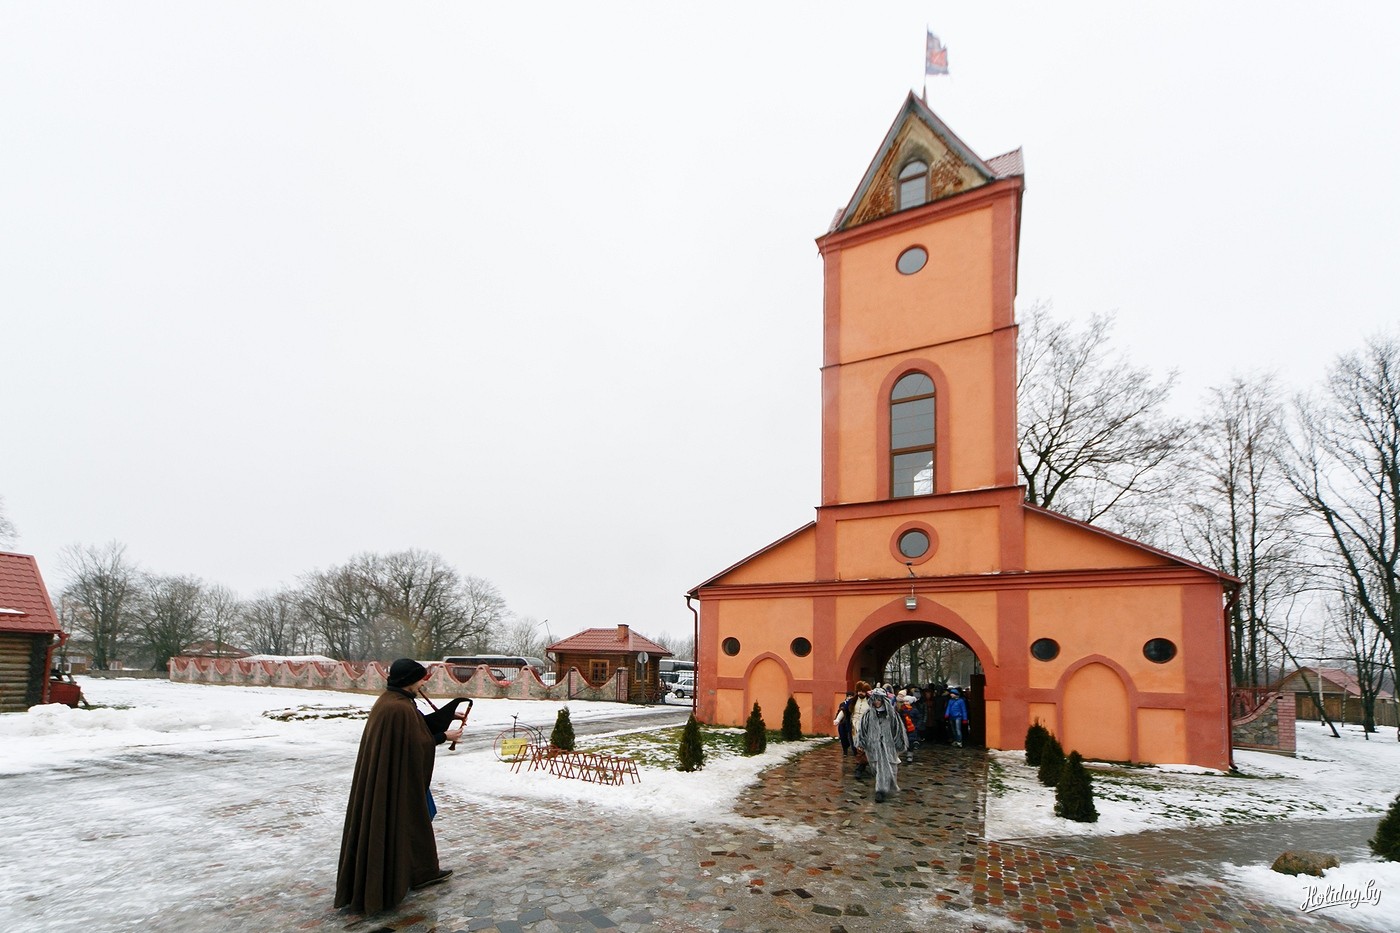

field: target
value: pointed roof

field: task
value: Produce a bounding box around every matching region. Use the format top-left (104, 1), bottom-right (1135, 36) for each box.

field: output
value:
top-left (0, 552), bottom-right (62, 636)
top-left (831, 92), bottom-right (1024, 233)
top-left (547, 624), bottom-right (671, 657)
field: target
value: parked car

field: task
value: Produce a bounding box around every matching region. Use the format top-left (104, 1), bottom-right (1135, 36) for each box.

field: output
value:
top-left (670, 672), bottom-right (695, 699)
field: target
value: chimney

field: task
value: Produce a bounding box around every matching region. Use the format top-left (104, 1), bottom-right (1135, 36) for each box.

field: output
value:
top-left (617, 624), bottom-right (629, 642)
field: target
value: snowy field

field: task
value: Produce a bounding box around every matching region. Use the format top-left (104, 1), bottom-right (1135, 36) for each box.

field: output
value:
top-left (1, 678), bottom-right (1397, 931)
top-left (986, 723), bottom-right (1400, 931)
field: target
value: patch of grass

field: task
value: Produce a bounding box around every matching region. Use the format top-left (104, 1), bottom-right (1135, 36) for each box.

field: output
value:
top-left (987, 760), bottom-right (1009, 798)
top-left (577, 725), bottom-right (755, 770)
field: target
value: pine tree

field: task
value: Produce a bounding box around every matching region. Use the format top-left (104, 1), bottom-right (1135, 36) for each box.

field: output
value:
top-left (678, 714), bottom-right (705, 772)
top-left (1370, 792), bottom-right (1400, 861)
top-left (1037, 733), bottom-right (1065, 787)
top-left (1025, 720), bottom-right (1050, 766)
top-left (1054, 751), bottom-right (1099, 822)
top-left (781, 696), bottom-right (802, 741)
top-left (744, 702), bottom-right (768, 755)
top-left (550, 707), bottom-right (576, 751)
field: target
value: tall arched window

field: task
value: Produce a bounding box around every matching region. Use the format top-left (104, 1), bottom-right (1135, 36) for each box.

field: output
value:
top-left (891, 372), bottom-right (935, 497)
top-left (898, 160), bottom-right (928, 210)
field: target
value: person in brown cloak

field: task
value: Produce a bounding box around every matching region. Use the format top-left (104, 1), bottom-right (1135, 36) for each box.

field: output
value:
top-left (335, 658), bottom-right (463, 914)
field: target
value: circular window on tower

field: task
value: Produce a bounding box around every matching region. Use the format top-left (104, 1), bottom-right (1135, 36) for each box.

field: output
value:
top-left (722, 637), bottom-right (741, 657)
top-left (890, 521), bottom-right (938, 566)
top-left (1143, 638), bottom-right (1178, 664)
top-left (1030, 638), bottom-right (1060, 661)
top-left (790, 637), bottom-right (812, 657)
top-left (896, 246), bottom-right (928, 275)
top-left (897, 529), bottom-right (930, 559)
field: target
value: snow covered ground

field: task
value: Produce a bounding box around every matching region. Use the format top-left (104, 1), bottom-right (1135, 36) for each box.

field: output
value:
top-left (1, 678), bottom-right (1397, 931)
top-left (986, 722), bottom-right (1400, 931)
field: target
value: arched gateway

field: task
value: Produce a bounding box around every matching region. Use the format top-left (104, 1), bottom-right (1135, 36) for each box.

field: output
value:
top-left (688, 95), bottom-right (1235, 770)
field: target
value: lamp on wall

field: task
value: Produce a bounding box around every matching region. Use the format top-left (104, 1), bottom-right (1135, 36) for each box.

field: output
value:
top-left (905, 563), bottom-right (918, 610)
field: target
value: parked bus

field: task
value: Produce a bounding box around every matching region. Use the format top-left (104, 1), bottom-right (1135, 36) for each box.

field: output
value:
top-left (441, 655), bottom-right (548, 682)
top-left (659, 658), bottom-right (695, 687)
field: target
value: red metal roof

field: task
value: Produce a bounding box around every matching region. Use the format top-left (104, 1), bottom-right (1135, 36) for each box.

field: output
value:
top-left (985, 148), bottom-right (1025, 178)
top-left (547, 625), bottom-right (671, 657)
top-left (0, 552), bottom-right (62, 636)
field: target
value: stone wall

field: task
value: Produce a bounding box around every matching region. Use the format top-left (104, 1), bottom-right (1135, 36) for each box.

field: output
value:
top-left (1231, 690), bottom-right (1296, 756)
top-left (168, 657), bottom-right (628, 703)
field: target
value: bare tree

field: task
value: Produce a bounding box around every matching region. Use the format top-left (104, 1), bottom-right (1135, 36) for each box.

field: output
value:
top-left (59, 542), bottom-right (140, 670)
top-left (496, 615), bottom-right (549, 658)
top-left (1178, 375), bottom-right (1303, 687)
top-left (1017, 304), bottom-right (1187, 539)
top-left (136, 574), bottom-right (208, 671)
top-left (300, 551), bottom-right (506, 661)
top-left (1335, 592), bottom-right (1393, 735)
top-left (298, 558), bottom-right (387, 661)
top-left (203, 583), bottom-right (241, 655)
top-left (0, 495), bottom-right (17, 549)
top-left (238, 588), bottom-right (309, 656)
top-left (455, 574), bottom-right (508, 654)
top-left (1287, 332), bottom-right (1400, 739)
top-left (374, 549), bottom-right (495, 659)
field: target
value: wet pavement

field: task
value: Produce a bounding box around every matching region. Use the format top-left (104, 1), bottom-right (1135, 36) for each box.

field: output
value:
top-left (1009, 815), bottom-right (1383, 881)
top-left (254, 741), bottom-right (1370, 933)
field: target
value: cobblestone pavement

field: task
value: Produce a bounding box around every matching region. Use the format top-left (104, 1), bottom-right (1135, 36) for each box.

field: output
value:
top-left (247, 741), bottom-right (1368, 933)
top-left (1008, 815), bottom-right (1382, 880)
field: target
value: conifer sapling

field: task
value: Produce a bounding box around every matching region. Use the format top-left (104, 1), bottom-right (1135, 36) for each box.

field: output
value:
top-left (781, 696), bottom-right (802, 741)
top-left (744, 702), bottom-right (768, 755)
top-left (678, 714), bottom-right (705, 772)
top-left (1037, 732), bottom-right (1065, 787)
top-left (550, 707), bottom-right (576, 751)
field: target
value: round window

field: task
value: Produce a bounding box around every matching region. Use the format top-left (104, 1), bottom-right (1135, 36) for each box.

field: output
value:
top-left (1030, 638), bottom-right (1060, 661)
top-left (896, 246), bottom-right (928, 275)
top-left (1143, 638), bottom-right (1177, 664)
top-left (790, 637), bottom-right (811, 657)
top-left (722, 637), bottom-right (741, 657)
top-left (897, 529), bottom-right (930, 559)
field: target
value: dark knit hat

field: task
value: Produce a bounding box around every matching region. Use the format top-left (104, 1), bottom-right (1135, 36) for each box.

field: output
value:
top-left (387, 658), bottom-right (428, 689)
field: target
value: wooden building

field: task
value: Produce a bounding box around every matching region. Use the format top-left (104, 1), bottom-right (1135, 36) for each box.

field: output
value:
top-left (547, 624), bottom-right (671, 703)
top-left (0, 552), bottom-right (65, 713)
top-left (1276, 667), bottom-right (1398, 728)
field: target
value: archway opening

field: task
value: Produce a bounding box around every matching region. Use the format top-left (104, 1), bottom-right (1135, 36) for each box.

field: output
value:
top-left (846, 620), bottom-right (987, 746)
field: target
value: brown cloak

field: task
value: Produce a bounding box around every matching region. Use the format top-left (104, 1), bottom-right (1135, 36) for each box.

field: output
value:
top-left (335, 689), bottom-right (441, 913)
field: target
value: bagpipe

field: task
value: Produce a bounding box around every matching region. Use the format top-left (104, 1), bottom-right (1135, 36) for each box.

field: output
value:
top-left (417, 691), bottom-right (473, 750)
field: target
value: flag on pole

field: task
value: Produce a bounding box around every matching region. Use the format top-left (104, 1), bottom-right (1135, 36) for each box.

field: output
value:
top-left (925, 29), bottom-right (949, 76)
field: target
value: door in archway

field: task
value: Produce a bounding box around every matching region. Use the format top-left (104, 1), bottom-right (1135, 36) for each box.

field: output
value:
top-left (1061, 662), bottom-right (1131, 762)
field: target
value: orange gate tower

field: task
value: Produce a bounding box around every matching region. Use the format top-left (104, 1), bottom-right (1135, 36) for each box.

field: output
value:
top-left (689, 95), bottom-right (1234, 769)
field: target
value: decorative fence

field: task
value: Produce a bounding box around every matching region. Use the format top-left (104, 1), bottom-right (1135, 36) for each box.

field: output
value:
top-left (167, 657), bottom-right (628, 703)
top-left (1231, 690), bottom-right (1296, 756)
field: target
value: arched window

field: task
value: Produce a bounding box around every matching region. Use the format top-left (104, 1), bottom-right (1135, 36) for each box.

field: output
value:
top-left (898, 160), bottom-right (928, 210)
top-left (891, 372), bottom-right (935, 497)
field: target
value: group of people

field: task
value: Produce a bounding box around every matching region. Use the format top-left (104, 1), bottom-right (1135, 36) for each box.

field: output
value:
top-left (833, 681), bottom-right (972, 803)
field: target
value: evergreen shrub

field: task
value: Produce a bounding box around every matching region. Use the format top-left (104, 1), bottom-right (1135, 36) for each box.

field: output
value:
top-left (678, 714), bottom-right (705, 772)
top-left (1025, 720), bottom-right (1050, 766)
top-left (550, 707), bottom-right (576, 751)
top-left (781, 696), bottom-right (802, 741)
top-left (1037, 733), bottom-right (1065, 787)
top-left (744, 703), bottom-right (768, 755)
top-left (1054, 751), bottom-right (1099, 822)
top-left (1371, 792), bottom-right (1400, 861)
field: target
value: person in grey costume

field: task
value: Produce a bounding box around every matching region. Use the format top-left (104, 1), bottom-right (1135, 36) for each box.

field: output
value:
top-left (854, 686), bottom-right (909, 802)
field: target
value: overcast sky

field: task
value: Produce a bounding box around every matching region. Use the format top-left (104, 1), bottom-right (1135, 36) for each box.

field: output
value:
top-left (4, 3), bottom-right (1397, 643)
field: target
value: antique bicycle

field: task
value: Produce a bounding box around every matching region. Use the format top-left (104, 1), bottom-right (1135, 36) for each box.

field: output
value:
top-left (492, 713), bottom-right (546, 762)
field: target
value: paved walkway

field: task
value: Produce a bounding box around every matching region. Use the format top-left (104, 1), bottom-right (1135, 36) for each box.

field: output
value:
top-left (1009, 815), bottom-right (1382, 880)
top-left (240, 741), bottom-right (1371, 933)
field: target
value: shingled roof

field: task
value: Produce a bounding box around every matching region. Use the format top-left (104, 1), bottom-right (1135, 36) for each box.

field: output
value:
top-left (0, 552), bottom-right (62, 636)
top-left (547, 624), bottom-right (671, 657)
